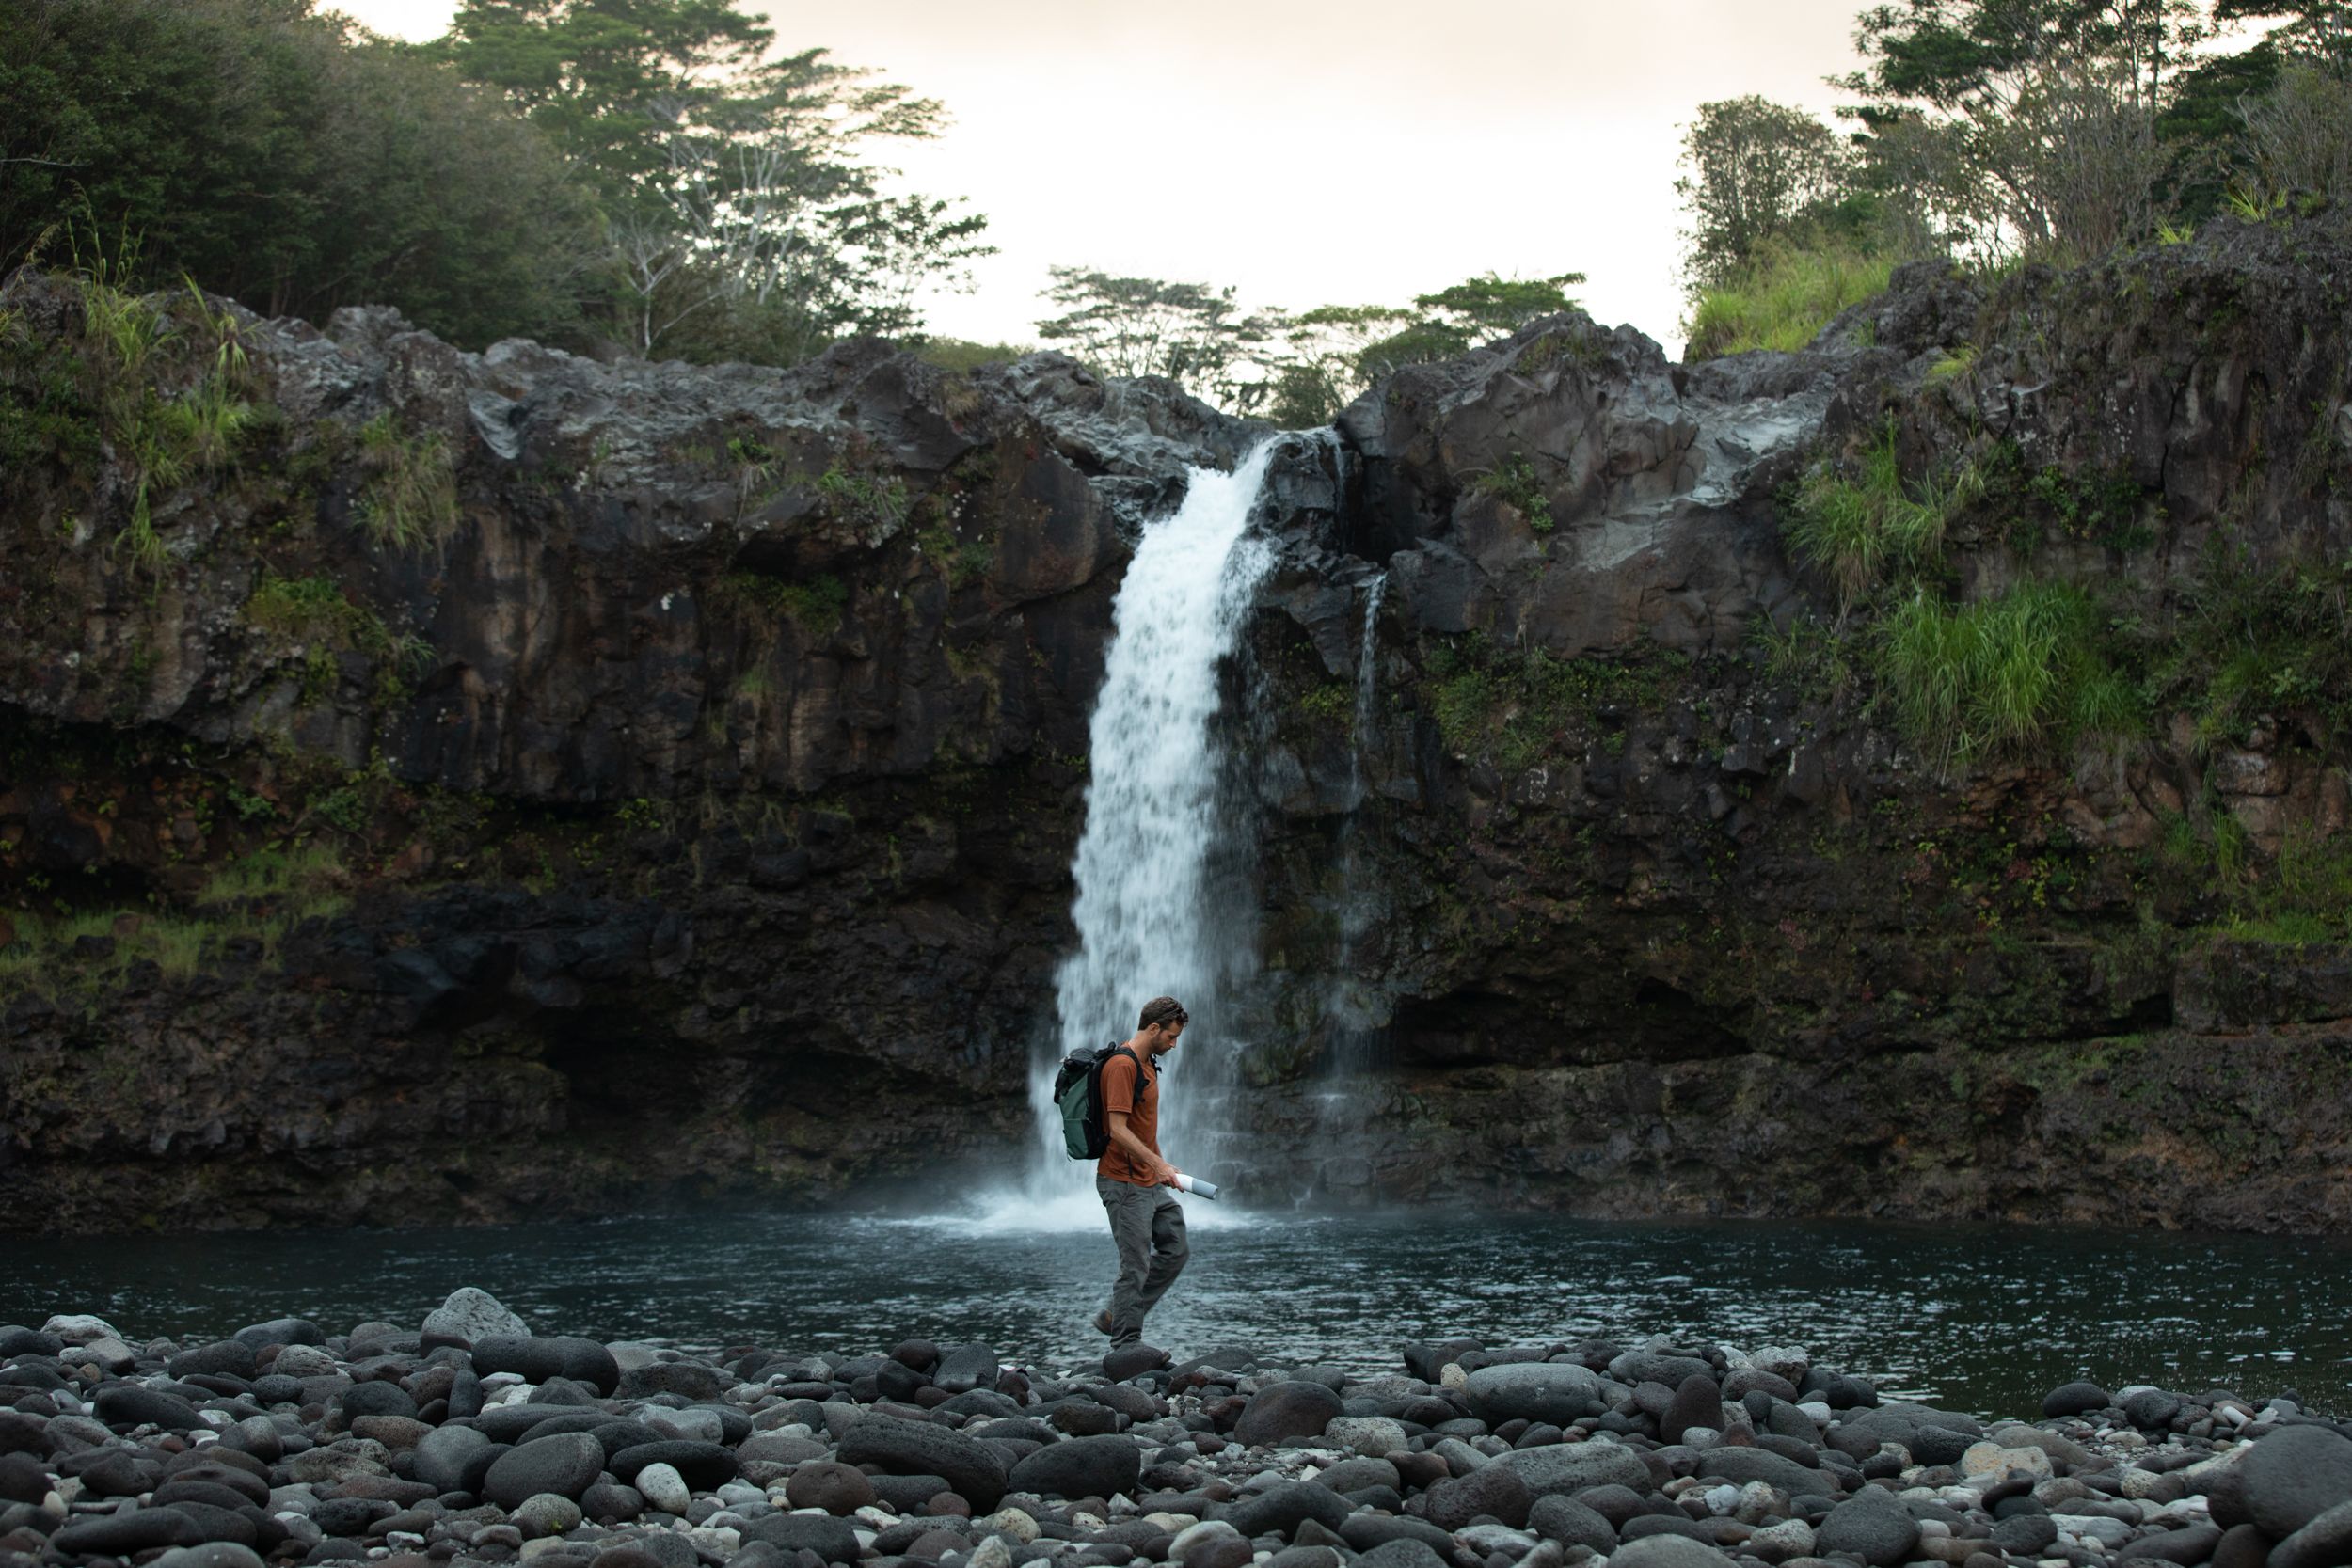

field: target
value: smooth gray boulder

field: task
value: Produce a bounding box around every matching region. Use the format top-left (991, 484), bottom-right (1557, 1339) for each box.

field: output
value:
top-left (483, 1433), bottom-right (605, 1508)
top-left (1462, 1363), bottom-right (1600, 1426)
top-left (422, 1287), bottom-right (527, 1343)
top-left (1492, 1439), bottom-right (1649, 1494)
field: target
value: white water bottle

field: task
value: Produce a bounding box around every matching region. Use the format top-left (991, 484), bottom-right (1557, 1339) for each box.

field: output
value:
top-left (1173, 1172), bottom-right (1220, 1201)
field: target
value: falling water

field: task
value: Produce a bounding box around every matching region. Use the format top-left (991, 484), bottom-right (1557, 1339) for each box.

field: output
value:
top-left (1348, 576), bottom-right (1388, 810)
top-left (1000, 440), bottom-right (1279, 1221)
top-left (1325, 574), bottom-right (1391, 1062)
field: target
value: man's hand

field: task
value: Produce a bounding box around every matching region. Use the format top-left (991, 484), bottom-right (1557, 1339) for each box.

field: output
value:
top-left (1153, 1162), bottom-right (1180, 1188)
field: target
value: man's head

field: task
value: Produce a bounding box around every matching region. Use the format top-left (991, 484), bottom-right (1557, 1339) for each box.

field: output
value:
top-left (1137, 995), bottom-right (1187, 1053)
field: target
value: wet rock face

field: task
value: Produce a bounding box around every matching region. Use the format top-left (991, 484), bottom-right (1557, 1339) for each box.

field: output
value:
top-left (5, 221), bottom-right (2352, 1233)
top-left (1338, 315), bottom-right (1828, 658)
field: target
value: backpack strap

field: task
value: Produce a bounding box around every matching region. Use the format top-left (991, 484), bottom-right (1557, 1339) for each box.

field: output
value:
top-left (1100, 1044), bottom-right (1146, 1107)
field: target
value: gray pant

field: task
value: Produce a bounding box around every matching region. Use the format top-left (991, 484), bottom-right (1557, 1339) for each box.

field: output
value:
top-left (1097, 1176), bottom-right (1187, 1346)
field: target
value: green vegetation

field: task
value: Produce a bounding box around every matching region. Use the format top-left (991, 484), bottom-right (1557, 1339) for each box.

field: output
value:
top-left (1295, 683), bottom-right (1355, 723)
top-left (1784, 427), bottom-right (1979, 604)
top-left (917, 523), bottom-right (994, 589)
top-left (814, 467), bottom-right (910, 532)
top-left (1749, 610), bottom-right (1859, 704)
top-left (6, 230), bottom-right (264, 568)
top-left (1685, 246), bottom-right (1899, 358)
top-left (1, 0), bottom-right (598, 350)
top-left (0, 842), bottom-right (351, 998)
top-left (914, 339), bottom-right (1033, 372)
top-left (718, 570), bottom-right (850, 628)
top-left (1424, 635), bottom-right (1686, 774)
top-left (1676, 2), bottom-right (2352, 361)
top-left (1470, 453), bottom-right (1554, 532)
top-left (1877, 582), bottom-right (2143, 772)
top-left (245, 572), bottom-right (433, 705)
top-left (2156, 547), bottom-right (2352, 750)
top-left (351, 412), bottom-right (458, 553)
top-left (1029, 268), bottom-right (1586, 423)
top-left (1, 0), bottom-right (989, 363)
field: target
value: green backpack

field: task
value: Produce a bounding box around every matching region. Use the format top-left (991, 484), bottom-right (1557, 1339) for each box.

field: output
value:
top-left (1052, 1043), bottom-right (1139, 1160)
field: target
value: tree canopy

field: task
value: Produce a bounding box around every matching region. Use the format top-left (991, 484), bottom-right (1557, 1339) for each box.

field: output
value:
top-left (0, 0), bottom-right (989, 363)
top-left (1033, 269), bottom-right (1586, 425)
top-left (0, 0), bottom-right (600, 345)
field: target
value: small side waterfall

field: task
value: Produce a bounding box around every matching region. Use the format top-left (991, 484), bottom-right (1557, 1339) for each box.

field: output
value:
top-left (1009, 441), bottom-right (1281, 1214)
top-left (1321, 573), bottom-right (1391, 1077)
top-left (1336, 573), bottom-right (1388, 940)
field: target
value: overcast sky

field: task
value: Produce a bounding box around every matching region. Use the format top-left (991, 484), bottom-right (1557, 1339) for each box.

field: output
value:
top-left (334, 0), bottom-right (1870, 356)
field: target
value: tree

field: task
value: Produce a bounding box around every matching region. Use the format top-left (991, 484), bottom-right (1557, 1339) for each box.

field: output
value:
top-left (2213, 0), bottom-right (2352, 71)
top-left (1352, 274), bottom-right (1585, 378)
top-left (1836, 0), bottom-right (2207, 261)
top-left (1033, 268), bottom-right (1286, 409)
top-left (439, 0), bottom-right (992, 358)
top-left (1267, 274), bottom-right (1586, 426)
top-left (0, 0), bottom-right (599, 345)
top-left (1677, 97), bottom-right (1855, 290)
top-left (2237, 61), bottom-right (2352, 209)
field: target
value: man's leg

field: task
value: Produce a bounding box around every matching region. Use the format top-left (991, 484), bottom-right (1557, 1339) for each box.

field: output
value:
top-left (1097, 1176), bottom-right (1155, 1346)
top-left (1131, 1187), bottom-right (1189, 1330)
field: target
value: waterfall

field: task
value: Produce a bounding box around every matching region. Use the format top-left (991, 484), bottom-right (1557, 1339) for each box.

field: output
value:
top-left (1010, 439), bottom-right (1281, 1213)
top-left (1348, 576), bottom-right (1387, 811)
top-left (1327, 573), bottom-right (1390, 1044)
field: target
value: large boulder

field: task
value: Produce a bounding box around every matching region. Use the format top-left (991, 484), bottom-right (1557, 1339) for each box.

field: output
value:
top-left (1233, 1383), bottom-right (1344, 1448)
top-left (743, 1513), bottom-right (862, 1564)
top-left (469, 1335), bottom-right (620, 1395)
top-left (932, 1344), bottom-right (1000, 1396)
top-left (1422, 1463), bottom-right (1532, 1530)
top-left (1462, 1363), bottom-right (1600, 1426)
top-left (1528, 1496), bottom-right (1616, 1554)
top-left (2244, 1427), bottom-right (2352, 1539)
top-left (483, 1433), bottom-right (606, 1508)
top-left (421, 1288), bottom-right (528, 1344)
top-left (1223, 1480), bottom-right (1353, 1541)
top-left (837, 1414), bottom-right (1007, 1513)
top-left (1606, 1537), bottom-right (1738, 1568)
top-left (1816, 1491), bottom-right (1921, 1566)
top-left (1691, 1446), bottom-right (1825, 1494)
top-left (609, 1441), bottom-right (739, 1491)
top-left (1492, 1440), bottom-right (1650, 1494)
top-left (1007, 1435), bottom-right (1141, 1501)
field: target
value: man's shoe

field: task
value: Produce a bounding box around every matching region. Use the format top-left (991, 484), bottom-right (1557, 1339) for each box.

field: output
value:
top-left (1092, 1309), bottom-right (1115, 1336)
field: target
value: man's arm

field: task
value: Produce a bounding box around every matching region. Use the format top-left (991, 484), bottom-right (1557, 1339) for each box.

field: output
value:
top-left (1105, 1109), bottom-right (1176, 1187)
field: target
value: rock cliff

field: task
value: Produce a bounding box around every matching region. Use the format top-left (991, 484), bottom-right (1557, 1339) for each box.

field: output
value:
top-left (3, 218), bottom-right (2348, 1233)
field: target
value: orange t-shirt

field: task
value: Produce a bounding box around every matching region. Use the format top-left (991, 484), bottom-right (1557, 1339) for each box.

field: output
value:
top-left (1095, 1047), bottom-right (1162, 1187)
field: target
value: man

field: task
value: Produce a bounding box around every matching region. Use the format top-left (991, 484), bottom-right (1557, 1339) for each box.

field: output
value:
top-left (1092, 995), bottom-right (1189, 1352)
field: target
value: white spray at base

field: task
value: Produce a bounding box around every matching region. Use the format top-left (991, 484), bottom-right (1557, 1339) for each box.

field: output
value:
top-left (966, 441), bottom-right (1280, 1232)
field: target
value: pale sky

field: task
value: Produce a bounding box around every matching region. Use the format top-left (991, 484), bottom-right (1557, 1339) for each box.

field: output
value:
top-left (333, 0), bottom-right (1871, 357)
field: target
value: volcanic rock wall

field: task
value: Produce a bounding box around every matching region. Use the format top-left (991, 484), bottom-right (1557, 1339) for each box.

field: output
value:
top-left (3, 219), bottom-right (2348, 1233)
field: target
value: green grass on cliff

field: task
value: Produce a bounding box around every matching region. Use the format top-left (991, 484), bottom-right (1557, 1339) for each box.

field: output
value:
top-left (0, 844), bottom-right (351, 998)
top-left (1877, 582), bottom-right (2144, 773)
top-left (1786, 427), bottom-right (1979, 604)
top-left (2, 241), bottom-right (263, 572)
top-left (352, 411), bottom-right (458, 553)
top-left (1425, 636), bottom-right (1686, 773)
top-left (2157, 548), bottom-right (2352, 752)
top-left (1684, 245), bottom-right (1898, 359)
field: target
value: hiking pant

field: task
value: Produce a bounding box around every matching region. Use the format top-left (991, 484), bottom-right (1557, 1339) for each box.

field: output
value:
top-left (1098, 1175), bottom-right (1187, 1346)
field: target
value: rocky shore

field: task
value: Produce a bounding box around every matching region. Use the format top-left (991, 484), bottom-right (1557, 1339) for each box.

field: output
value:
top-left (4, 1291), bottom-right (2348, 1568)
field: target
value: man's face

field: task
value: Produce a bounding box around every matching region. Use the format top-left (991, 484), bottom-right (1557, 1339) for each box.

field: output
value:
top-left (1148, 1021), bottom-right (1184, 1055)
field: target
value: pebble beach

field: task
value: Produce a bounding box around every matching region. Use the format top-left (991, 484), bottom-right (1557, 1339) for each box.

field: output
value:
top-left (4, 1291), bottom-right (2348, 1568)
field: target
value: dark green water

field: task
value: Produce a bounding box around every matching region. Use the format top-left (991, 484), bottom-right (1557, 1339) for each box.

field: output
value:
top-left (8, 1207), bottom-right (2348, 1421)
